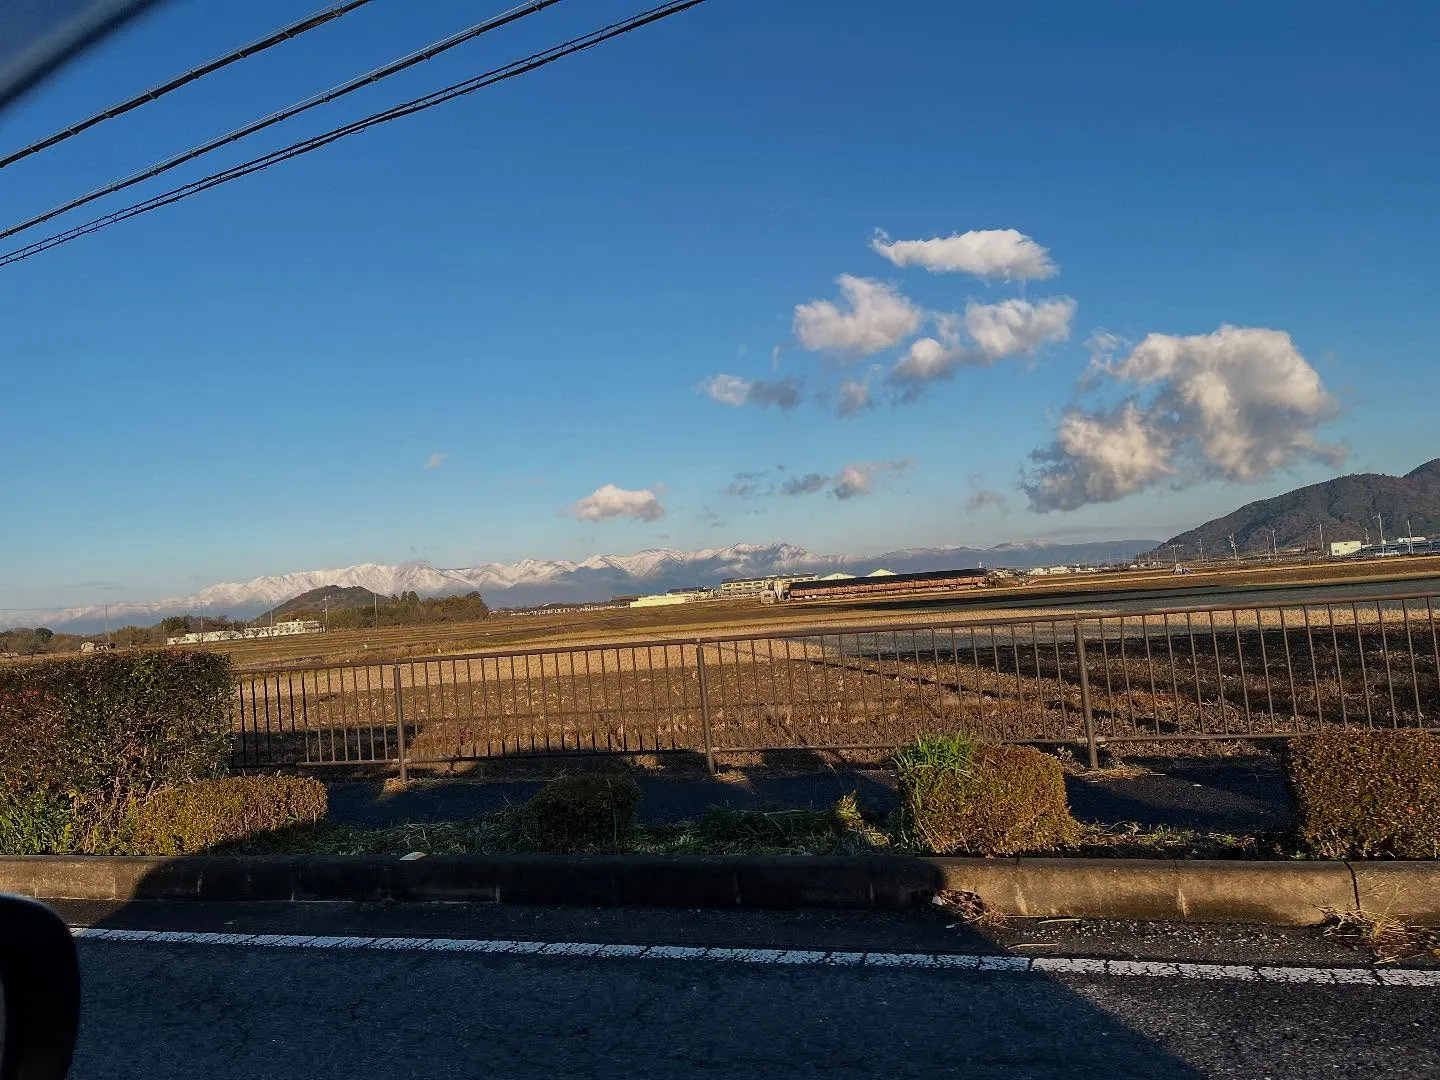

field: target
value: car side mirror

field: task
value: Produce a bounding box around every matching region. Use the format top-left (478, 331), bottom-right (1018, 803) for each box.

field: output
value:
top-left (0, 895), bottom-right (80, 1080)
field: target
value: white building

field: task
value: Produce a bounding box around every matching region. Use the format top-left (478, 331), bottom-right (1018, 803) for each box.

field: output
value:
top-left (630, 594), bottom-right (699, 608)
top-left (1329, 540), bottom-right (1364, 557)
top-left (718, 574), bottom-right (820, 598)
top-left (167, 619), bottom-right (322, 646)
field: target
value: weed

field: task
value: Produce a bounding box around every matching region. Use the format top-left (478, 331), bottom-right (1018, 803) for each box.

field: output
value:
top-left (931, 889), bottom-right (1006, 927)
top-left (1321, 909), bottom-right (1440, 964)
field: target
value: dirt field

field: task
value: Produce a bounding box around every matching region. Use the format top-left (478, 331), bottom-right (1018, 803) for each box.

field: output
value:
top-left (231, 596), bottom-right (1440, 771)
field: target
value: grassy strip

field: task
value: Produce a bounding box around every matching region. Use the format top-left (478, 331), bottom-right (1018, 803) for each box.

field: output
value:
top-left (212, 799), bottom-right (1292, 861)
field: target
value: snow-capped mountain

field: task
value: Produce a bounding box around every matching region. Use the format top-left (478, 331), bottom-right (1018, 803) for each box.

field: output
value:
top-left (8, 539), bottom-right (1157, 632)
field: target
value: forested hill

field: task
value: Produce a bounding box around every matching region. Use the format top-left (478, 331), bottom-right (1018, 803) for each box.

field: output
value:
top-left (1161, 458), bottom-right (1440, 556)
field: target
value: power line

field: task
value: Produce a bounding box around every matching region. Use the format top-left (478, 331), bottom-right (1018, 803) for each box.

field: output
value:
top-left (1, 0), bottom-right (379, 172)
top-left (0, 0), bottom-right (566, 245)
top-left (0, 0), bottom-right (164, 111)
top-left (0, 0), bottom-right (707, 270)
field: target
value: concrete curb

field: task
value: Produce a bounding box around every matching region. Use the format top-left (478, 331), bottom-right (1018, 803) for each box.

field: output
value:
top-left (1, 855), bottom-right (1434, 925)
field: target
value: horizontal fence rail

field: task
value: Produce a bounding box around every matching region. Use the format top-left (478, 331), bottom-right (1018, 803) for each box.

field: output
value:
top-left (230, 593), bottom-right (1440, 773)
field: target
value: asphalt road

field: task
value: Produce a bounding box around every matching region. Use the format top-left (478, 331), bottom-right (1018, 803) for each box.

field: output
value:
top-left (70, 925), bottom-right (1437, 1080)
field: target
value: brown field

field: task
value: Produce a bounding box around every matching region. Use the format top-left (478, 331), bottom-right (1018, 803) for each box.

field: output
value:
top-left (231, 595), bottom-right (1440, 772)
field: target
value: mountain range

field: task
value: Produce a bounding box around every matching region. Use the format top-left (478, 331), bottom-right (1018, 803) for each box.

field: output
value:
top-left (9, 539), bottom-right (1157, 632)
top-left (1161, 458), bottom-right (1440, 556)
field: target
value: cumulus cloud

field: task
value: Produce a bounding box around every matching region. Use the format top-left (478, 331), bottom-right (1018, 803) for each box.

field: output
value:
top-left (780, 472), bottom-right (828, 496)
top-left (571, 484), bottom-right (666, 522)
top-left (870, 228), bottom-right (1058, 281)
top-left (425, 452), bottom-right (447, 469)
top-left (1023, 325), bottom-right (1345, 512)
top-left (724, 470), bottom-right (771, 498)
top-left (887, 297), bottom-right (1075, 397)
top-left (965, 297), bottom-right (1076, 361)
top-left (702, 373), bottom-right (801, 410)
top-left (793, 274), bottom-right (922, 355)
top-left (703, 374), bottom-right (750, 406)
top-left (831, 459), bottom-right (913, 500)
top-left (964, 478), bottom-right (1009, 514)
top-left (836, 378), bottom-right (873, 417)
top-left (891, 335), bottom-right (968, 385)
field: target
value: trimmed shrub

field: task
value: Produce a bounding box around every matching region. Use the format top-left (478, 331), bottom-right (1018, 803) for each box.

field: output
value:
top-left (1288, 731), bottom-right (1440, 859)
top-left (124, 775), bottom-right (329, 855)
top-left (0, 650), bottom-right (235, 837)
top-left (0, 789), bottom-right (78, 855)
top-left (895, 735), bottom-right (1079, 855)
top-left (526, 774), bottom-right (640, 851)
top-left (0, 649), bottom-right (236, 794)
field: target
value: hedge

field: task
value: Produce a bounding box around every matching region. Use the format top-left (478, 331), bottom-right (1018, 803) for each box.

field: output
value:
top-left (0, 650), bottom-right (235, 845)
top-left (1289, 730), bottom-right (1440, 859)
top-left (123, 775), bottom-right (328, 855)
top-left (526, 774), bottom-right (641, 851)
top-left (895, 734), bottom-right (1079, 856)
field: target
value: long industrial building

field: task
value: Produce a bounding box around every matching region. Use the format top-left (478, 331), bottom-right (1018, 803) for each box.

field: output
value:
top-left (784, 568), bottom-right (986, 602)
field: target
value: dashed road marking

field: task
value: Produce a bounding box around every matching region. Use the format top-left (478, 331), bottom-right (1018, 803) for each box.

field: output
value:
top-left (70, 928), bottom-right (1440, 986)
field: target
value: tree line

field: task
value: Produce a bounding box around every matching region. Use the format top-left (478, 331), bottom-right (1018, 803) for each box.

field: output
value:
top-left (1, 591), bottom-right (490, 657)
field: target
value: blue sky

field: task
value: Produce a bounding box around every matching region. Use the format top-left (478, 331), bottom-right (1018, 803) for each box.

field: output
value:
top-left (2, 0), bottom-right (1438, 611)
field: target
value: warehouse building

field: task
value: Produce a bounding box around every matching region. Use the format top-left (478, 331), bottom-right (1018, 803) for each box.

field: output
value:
top-left (783, 567), bottom-right (986, 602)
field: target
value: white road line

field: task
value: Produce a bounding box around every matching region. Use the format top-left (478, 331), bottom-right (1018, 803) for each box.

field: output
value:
top-left (69, 928), bottom-right (1440, 987)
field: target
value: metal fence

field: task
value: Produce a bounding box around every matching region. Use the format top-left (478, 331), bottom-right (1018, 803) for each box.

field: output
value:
top-left (231, 592), bottom-right (1440, 775)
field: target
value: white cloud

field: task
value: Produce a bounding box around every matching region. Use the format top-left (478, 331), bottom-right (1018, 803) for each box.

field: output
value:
top-left (703, 374), bottom-right (750, 406)
top-left (892, 336), bottom-right (967, 383)
top-left (964, 478), bottom-right (1009, 514)
top-left (780, 472), bottom-right (828, 496)
top-left (425, 452), bottom-right (447, 470)
top-left (770, 459), bottom-right (913, 499)
top-left (836, 378), bottom-right (872, 417)
top-left (793, 274), bottom-right (922, 355)
top-left (702, 373), bottom-right (801, 410)
top-left (831, 459), bottom-right (913, 500)
top-left (1023, 325), bottom-right (1345, 512)
top-left (871, 228), bottom-right (1058, 281)
top-left (887, 297), bottom-right (1075, 396)
top-left (571, 484), bottom-right (666, 522)
top-left (964, 296), bottom-right (1077, 360)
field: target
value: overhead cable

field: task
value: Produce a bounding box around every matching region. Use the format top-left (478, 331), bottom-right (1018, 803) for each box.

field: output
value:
top-left (0, 0), bottom-right (566, 243)
top-left (0, 0), bottom-right (379, 171)
top-left (0, 0), bottom-right (707, 270)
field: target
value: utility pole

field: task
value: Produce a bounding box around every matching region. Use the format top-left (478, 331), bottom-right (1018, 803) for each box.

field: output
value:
top-left (103, 602), bottom-right (109, 641)
top-left (374, 591), bottom-right (380, 629)
top-left (1407, 518), bottom-right (1415, 555)
top-left (1229, 533), bottom-right (1238, 562)
top-left (323, 596), bottom-right (330, 633)
top-left (1271, 529), bottom-right (1278, 560)
top-left (1377, 512), bottom-right (1386, 548)
top-left (1319, 522), bottom-right (1324, 558)
top-left (1198, 538), bottom-right (1205, 564)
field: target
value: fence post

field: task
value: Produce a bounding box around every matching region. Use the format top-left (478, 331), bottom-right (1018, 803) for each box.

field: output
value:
top-left (392, 664), bottom-right (409, 783)
top-left (695, 641), bottom-right (716, 775)
top-left (1074, 623), bottom-right (1099, 769)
